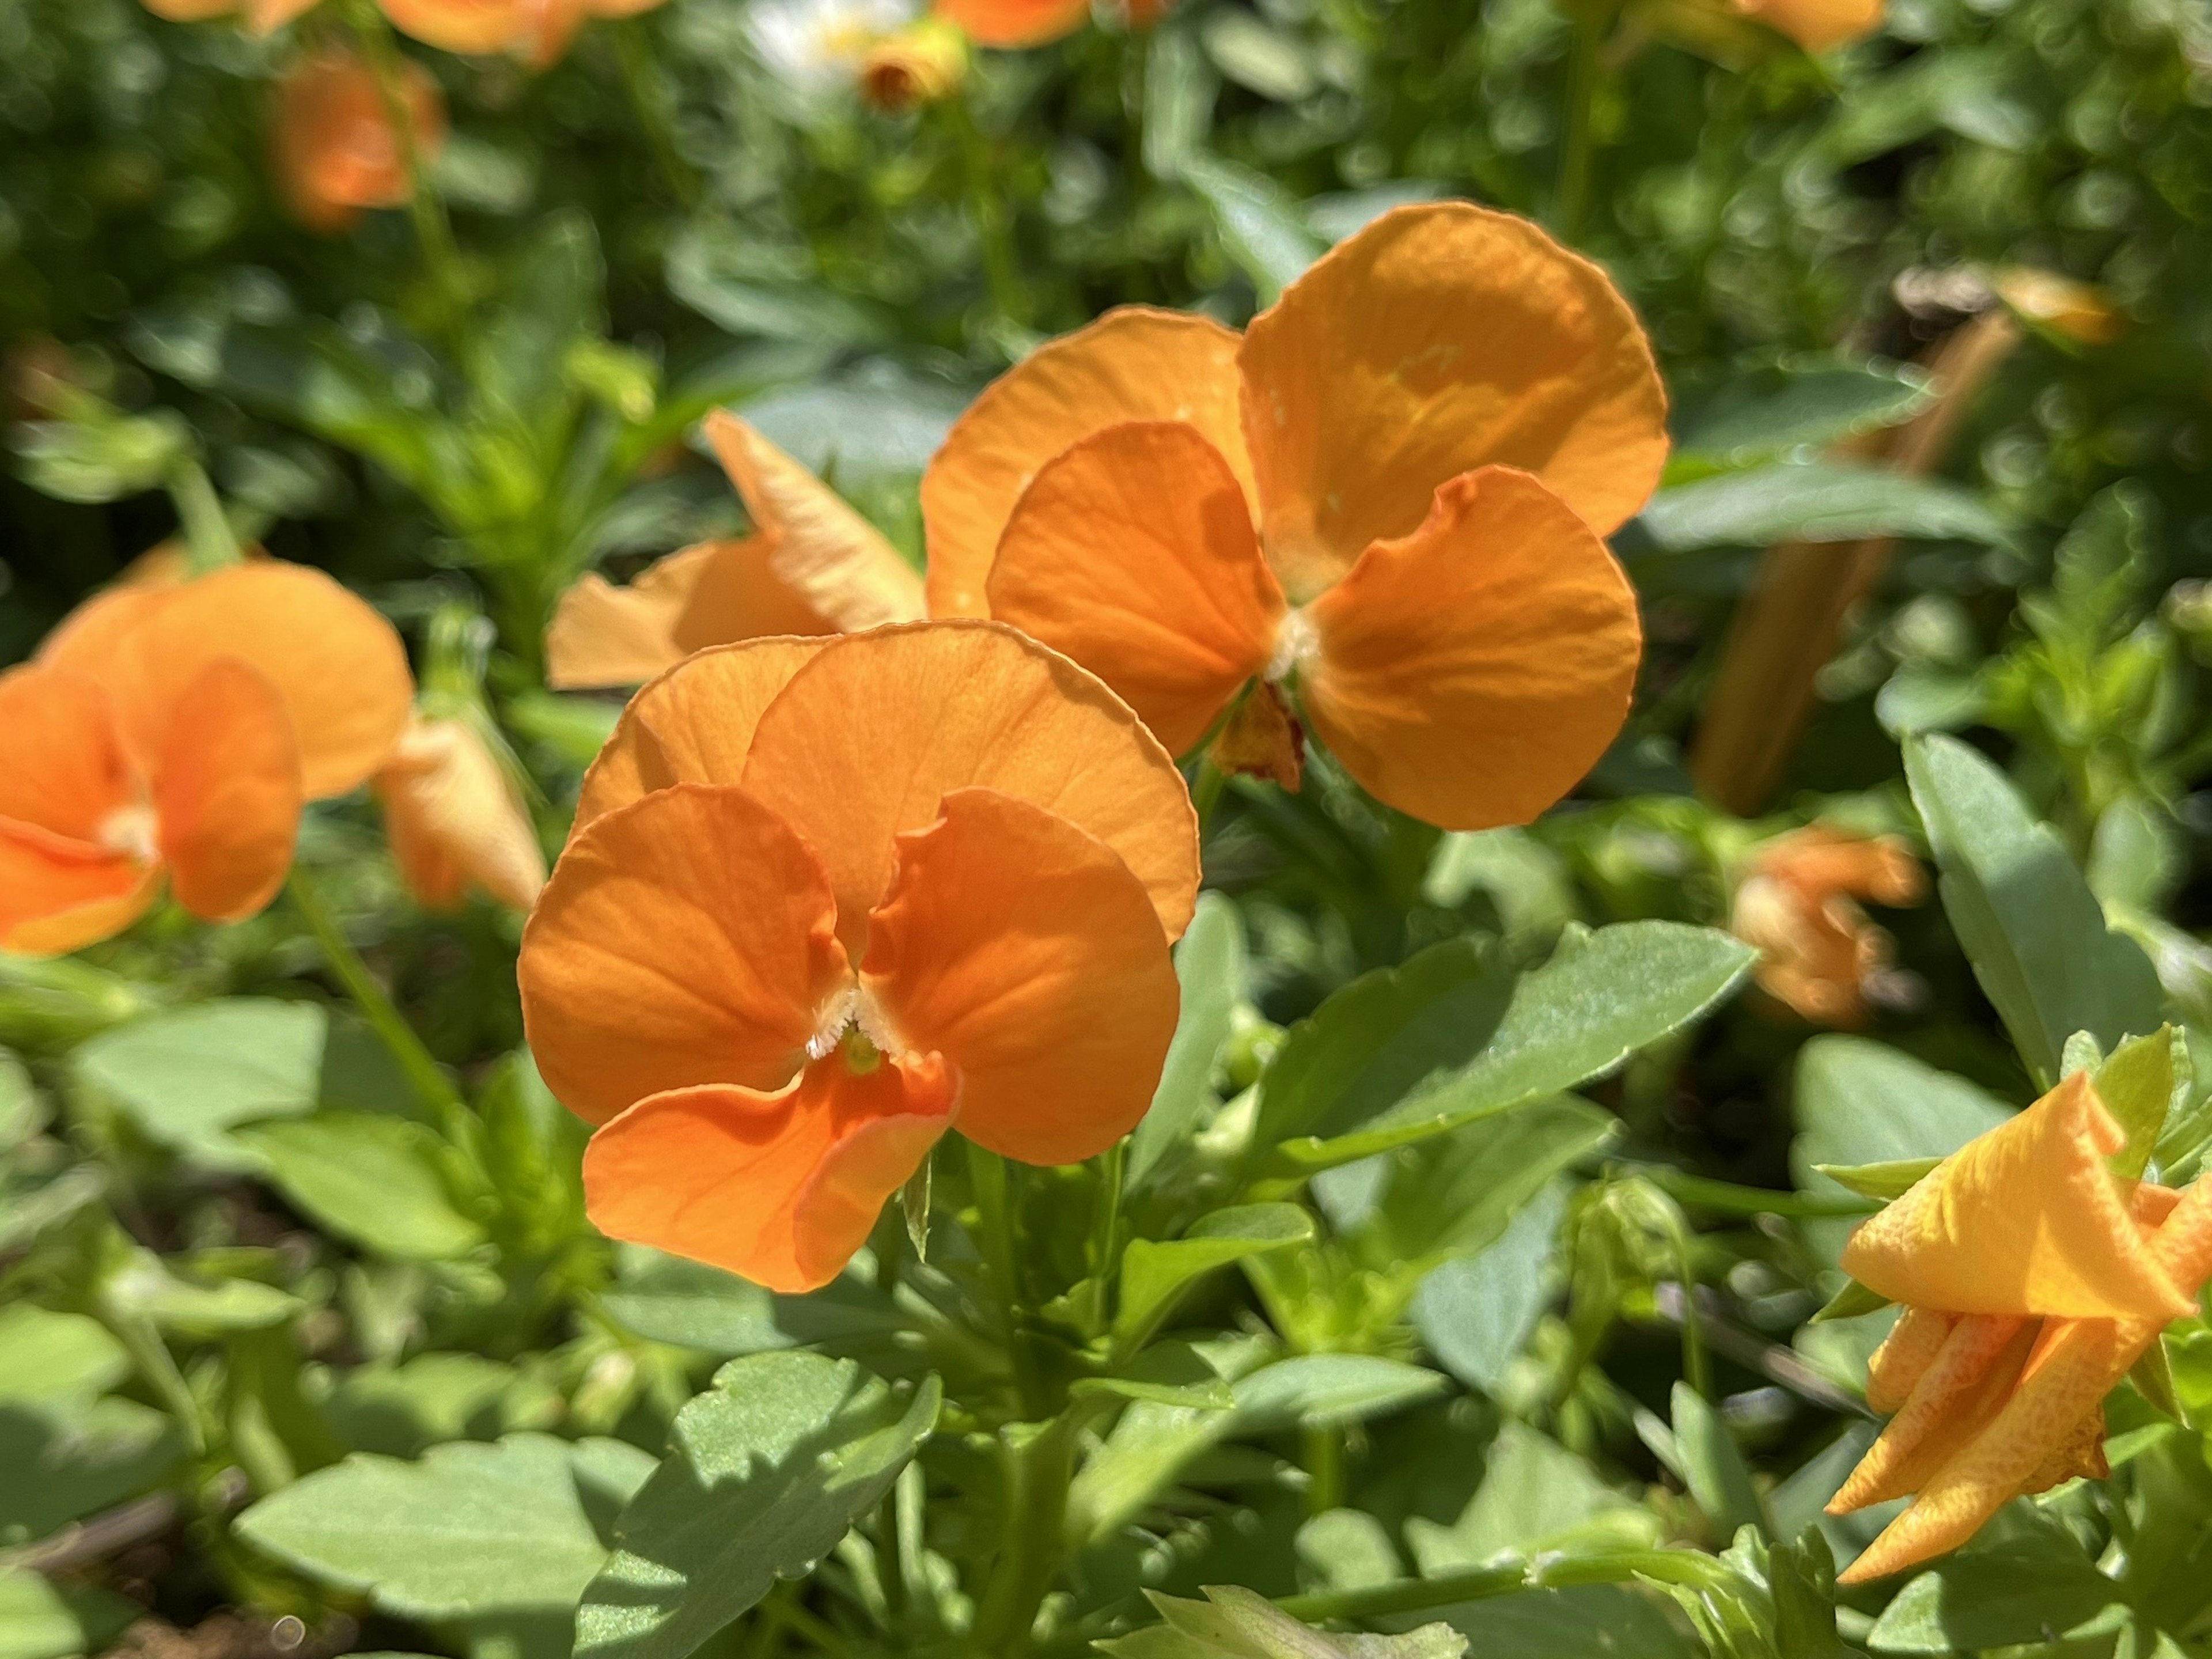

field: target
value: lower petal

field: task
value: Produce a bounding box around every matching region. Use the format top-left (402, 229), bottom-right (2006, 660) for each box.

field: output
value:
top-left (583, 1053), bottom-right (955, 1293)
top-left (1865, 1306), bottom-right (1957, 1414)
top-left (156, 660), bottom-right (305, 923)
top-left (1299, 466), bottom-right (1640, 831)
top-left (0, 820), bottom-right (161, 957)
top-left (1830, 1315), bottom-right (2030, 1513)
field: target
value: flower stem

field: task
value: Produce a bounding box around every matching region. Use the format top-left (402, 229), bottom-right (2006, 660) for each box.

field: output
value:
top-left (611, 17), bottom-right (699, 207)
top-left (965, 1138), bottom-right (1045, 1418)
top-left (950, 94), bottom-right (1028, 335)
top-left (166, 457), bottom-right (243, 575)
top-left (288, 867), bottom-right (468, 1136)
top-left (1550, 2), bottom-right (1605, 241)
top-left (344, 0), bottom-right (468, 321)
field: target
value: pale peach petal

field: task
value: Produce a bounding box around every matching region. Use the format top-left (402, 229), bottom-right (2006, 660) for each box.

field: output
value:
top-left (377, 717), bottom-right (546, 911)
top-left (545, 543), bottom-right (732, 692)
top-left (1865, 1306), bottom-right (1957, 1415)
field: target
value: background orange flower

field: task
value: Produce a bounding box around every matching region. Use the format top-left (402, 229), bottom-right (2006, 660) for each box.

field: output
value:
top-left (271, 49), bottom-right (446, 233)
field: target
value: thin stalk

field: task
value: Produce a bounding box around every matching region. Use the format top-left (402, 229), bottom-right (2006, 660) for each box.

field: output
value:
top-left (1639, 1168), bottom-right (1877, 1220)
top-left (1088, 1139), bottom-right (1126, 1335)
top-left (288, 868), bottom-right (469, 1135)
top-left (1276, 1561), bottom-right (1532, 1623)
top-left (344, 0), bottom-right (468, 319)
top-left (166, 458), bottom-right (241, 574)
top-left (1302, 1424), bottom-right (1344, 1515)
top-left (965, 1139), bottom-right (1046, 1418)
top-left (611, 17), bottom-right (699, 206)
top-left (1550, 5), bottom-right (1604, 241)
top-left (972, 1422), bottom-right (1075, 1658)
top-left (950, 95), bottom-right (1027, 331)
top-left (874, 1488), bottom-right (907, 1626)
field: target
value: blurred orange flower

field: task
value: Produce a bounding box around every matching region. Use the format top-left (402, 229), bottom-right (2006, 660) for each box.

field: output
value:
top-left (272, 50), bottom-right (447, 233)
top-left (138, 0), bottom-right (320, 31)
top-left (1731, 0), bottom-right (1881, 51)
top-left (931, 0), bottom-right (1089, 47)
top-left (1729, 826), bottom-right (1922, 1027)
top-left (1830, 1073), bottom-right (2212, 1581)
top-left (376, 716), bottom-right (547, 912)
top-left (923, 202), bottom-right (1664, 830)
top-left (1993, 267), bottom-right (2128, 347)
top-left (379, 0), bottom-right (665, 65)
top-left (859, 18), bottom-right (969, 111)
top-left (3, 562), bottom-right (414, 955)
top-left (545, 410), bottom-right (925, 689)
top-left (518, 623), bottom-right (1195, 1291)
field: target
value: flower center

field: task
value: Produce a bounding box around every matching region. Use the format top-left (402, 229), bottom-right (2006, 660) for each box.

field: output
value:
top-left (1266, 608), bottom-right (1319, 685)
top-left (806, 984), bottom-right (901, 1070)
top-left (96, 805), bottom-right (159, 866)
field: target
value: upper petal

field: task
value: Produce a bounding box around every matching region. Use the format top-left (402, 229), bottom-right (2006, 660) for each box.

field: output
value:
top-left (519, 783), bottom-right (849, 1126)
top-left (0, 821), bottom-right (161, 958)
top-left (862, 788), bottom-right (1181, 1165)
top-left (1238, 202), bottom-right (1667, 596)
top-left (0, 664), bottom-right (137, 842)
top-left (922, 308), bottom-right (1251, 618)
top-left (155, 659), bottom-right (304, 924)
top-left (985, 421), bottom-right (1285, 757)
top-left (572, 637), bottom-right (835, 832)
top-left (545, 543), bottom-right (737, 692)
top-left (1298, 466), bottom-right (1641, 830)
top-left (1842, 1071), bottom-right (2196, 1321)
top-left (740, 622), bottom-right (1200, 951)
top-left (582, 1055), bottom-right (953, 1293)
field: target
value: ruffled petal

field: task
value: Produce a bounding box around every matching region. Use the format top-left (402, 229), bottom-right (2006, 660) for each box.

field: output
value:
top-left (519, 783), bottom-right (849, 1126)
top-left (573, 638), bottom-right (834, 831)
top-left (1297, 466), bottom-right (1640, 831)
top-left (930, 0), bottom-right (1091, 46)
top-left (1842, 1072), bottom-right (2195, 1321)
top-left (1829, 1314), bottom-right (2029, 1513)
top-left (922, 308), bottom-right (1251, 618)
top-left (1238, 202), bottom-right (1667, 596)
top-left (741, 622), bottom-right (1200, 953)
top-left (582, 1053), bottom-right (954, 1293)
top-left (0, 820), bottom-right (161, 958)
top-left (0, 664), bottom-right (137, 842)
top-left (985, 421), bottom-right (1285, 757)
top-left (862, 787), bottom-right (1181, 1165)
top-left (155, 660), bottom-right (304, 924)
top-left (544, 544), bottom-right (762, 692)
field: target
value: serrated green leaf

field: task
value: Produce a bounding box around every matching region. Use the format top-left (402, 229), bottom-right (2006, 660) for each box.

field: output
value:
top-left (236, 1112), bottom-right (486, 1262)
top-left (0, 1397), bottom-right (186, 1548)
top-left (1412, 1181), bottom-right (1567, 1395)
top-left (72, 1000), bottom-right (327, 1167)
top-left (575, 1353), bottom-right (939, 1659)
top-left (1130, 893), bottom-right (1247, 1188)
top-left (1865, 1529), bottom-right (2127, 1654)
top-left (1118, 1205), bottom-right (1315, 1343)
top-left (324, 1354), bottom-right (562, 1459)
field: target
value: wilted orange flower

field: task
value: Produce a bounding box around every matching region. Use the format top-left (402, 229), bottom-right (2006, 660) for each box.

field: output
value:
top-left (1730, 826), bottom-right (1922, 1027)
top-left (273, 50), bottom-right (447, 233)
top-left (546, 410), bottom-right (925, 690)
top-left (1829, 1072), bottom-right (2212, 1581)
top-left (1732, 0), bottom-right (1881, 51)
top-left (379, 0), bottom-right (664, 65)
top-left (376, 716), bottom-right (546, 912)
top-left (859, 18), bottom-right (968, 111)
top-left (931, 0), bottom-right (1089, 47)
top-left (1992, 267), bottom-right (2127, 347)
top-left (2, 562), bottom-right (413, 956)
top-left (138, 0), bottom-right (319, 32)
top-left (922, 202), bottom-right (1664, 831)
top-left (518, 623), bottom-right (1195, 1291)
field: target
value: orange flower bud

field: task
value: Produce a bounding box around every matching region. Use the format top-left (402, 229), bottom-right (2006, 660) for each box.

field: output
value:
top-left (858, 19), bottom-right (968, 112)
top-left (377, 717), bottom-right (547, 913)
top-left (1729, 825), bottom-right (1922, 1028)
top-left (1992, 266), bottom-right (2128, 347)
top-left (272, 50), bottom-right (447, 233)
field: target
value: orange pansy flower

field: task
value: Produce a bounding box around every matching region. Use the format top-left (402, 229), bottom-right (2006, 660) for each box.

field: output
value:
top-left (930, 0), bottom-right (1090, 48)
top-left (1731, 0), bottom-right (1882, 51)
top-left (519, 622), bottom-right (1196, 1292)
top-left (546, 410), bottom-right (925, 690)
top-left (3, 561), bottom-right (414, 956)
top-left (139, 0), bottom-right (321, 31)
top-left (376, 716), bottom-right (547, 912)
top-left (1830, 1073), bottom-right (2212, 1582)
top-left (272, 49), bottom-right (447, 233)
top-left (379, 0), bottom-right (664, 65)
top-left (921, 203), bottom-right (1666, 831)
top-left (1730, 826), bottom-right (1923, 1028)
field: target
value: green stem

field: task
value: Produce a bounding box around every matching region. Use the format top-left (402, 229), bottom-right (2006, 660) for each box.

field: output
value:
top-left (972, 1422), bottom-right (1075, 1658)
top-left (288, 868), bottom-right (469, 1135)
top-left (965, 1139), bottom-right (1046, 1417)
top-left (166, 458), bottom-right (242, 574)
top-left (1550, 4), bottom-right (1604, 241)
top-left (1640, 1168), bottom-right (1877, 1219)
top-left (1188, 758), bottom-right (1226, 834)
top-left (1302, 1423), bottom-right (1344, 1515)
top-left (611, 17), bottom-right (700, 206)
top-left (874, 1488), bottom-right (907, 1627)
top-left (1088, 1139), bottom-right (1126, 1336)
top-left (344, 0), bottom-right (468, 320)
top-left (950, 95), bottom-right (1027, 332)
top-left (1276, 1550), bottom-right (1698, 1625)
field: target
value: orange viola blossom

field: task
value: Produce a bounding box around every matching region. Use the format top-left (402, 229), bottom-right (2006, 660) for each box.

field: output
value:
top-left (1732, 0), bottom-right (1883, 51)
top-left (2, 562), bottom-right (413, 956)
top-left (380, 0), bottom-right (665, 66)
top-left (921, 202), bottom-right (1665, 831)
top-left (376, 716), bottom-right (547, 912)
top-left (137, 0), bottom-right (319, 31)
top-left (1729, 826), bottom-right (1923, 1028)
top-left (273, 50), bottom-right (446, 233)
top-left (931, 0), bottom-right (1089, 47)
top-left (545, 409), bottom-right (924, 690)
top-left (1828, 1072), bottom-right (2212, 1582)
top-left (518, 622), bottom-right (1197, 1292)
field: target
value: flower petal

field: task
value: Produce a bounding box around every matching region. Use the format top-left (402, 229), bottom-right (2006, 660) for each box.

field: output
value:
top-left (1298, 466), bottom-right (1641, 830)
top-left (986, 421), bottom-right (1285, 756)
top-left (863, 787), bottom-right (1181, 1165)
top-left (922, 308), bottom-right (1251, 619)
top-left (1238, 202), bottom-right (1667, 596)
top-left (520, 783), bottom-right (849, 1126)
top-left (582, 1054), bottom-right (953, 1293)
top-left (377, 717), bottom-right (546, 912)
top-left (0, 664), bottom-right (136, 842)
top-left (1865, 1306), bottom-right (1957, 1415)
top-left (741, 622), bottom-right (1200, 951)
top-left (572, 638), bottom-right (834, 832)
top-left (1829, 1314), bottom-right (2029, 1513)
top-left (0, 821), bottom-right (160, 958)
top-left (930, 0), bottom-right (1091, 50)
top-left (545, 543), bottom-right (749, 692)
top-left (1842, 1071), bottom-right (2195, 1321)
top-left (1735, 0), bottom-right (1884, 53)
top-left (156, 660), bottom-right (304, 924)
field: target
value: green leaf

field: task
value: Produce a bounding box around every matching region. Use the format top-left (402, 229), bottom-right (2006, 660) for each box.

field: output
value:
top-left (1810, 1279), bottom-right (1893, 1323)
top-left (2094, 1027), bottom-right (2186, 1180)
top-left (234, 1433), bottom-right (654, 1620)
top-left (1906, 734), bottom-right (2166, 1088)
top-left (1865, 1532), bottom-right (2127, 1653)
top-left (1099, 1585), bottom-right (1466, 1659)
top-left (324, 1355), bottom-right (563, 1459)
top-left (1070, 1342), bottom-right (1236, 1412)
top-left (575, 1353), bottom-right (940, 1659)
top-left (0, 1306), bottom-right (128, 1407)
top-left (1199, 10), bottom-right (1319, 101)
top-left (236, 1113), bottom-right (486, 1262)
top-left (599, 1253), bottom-right (793, 1356)
top-left (1141, 24), bottom-right (1218, 180)
top-left (1179, 153), bottom-right (1323, 304)
top-left (1131, 894), bottom-right (1248, 1187)
top-left (1639, 461), bottom-right (2010, 551)
top-left (105, 1249), bottom-right (303, 1338)
top-left (1671, 362), bottom-right (1936, 474)
top-left (11, 410), bottom-right (191, 505)
top-left (0, 1398), bottom-right (186, 1548)
top-left (0, 1568), bottom-right (138, 1659)
top-left (1407, 1422), bottom-right (1658, 1570)
top-left (1809, 1157), bottom-right (1940, 1200)
top-left (467, 211), bottom-right (604, 437)
top-left (73, 1000), bottom-right (327, 1166)
top-left (1412, 1183), bottom-right (1566, 1395)
top-left (1767, 1528), bottom-right (1845, 1659)
top-left (1671, 1382), bottom-right (1768, 1538)
top-left (666, 225), bottom-right (895, 349)
top-left (1117, 1204), bottom-right (1316, 1343)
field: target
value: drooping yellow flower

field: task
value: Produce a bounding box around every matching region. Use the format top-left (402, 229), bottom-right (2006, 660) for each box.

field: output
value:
top-left (1830, 1073), bottom-right (2212, 1581)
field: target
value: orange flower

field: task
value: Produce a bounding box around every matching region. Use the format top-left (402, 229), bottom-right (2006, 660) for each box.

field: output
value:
top-left (546, 410), bottom-right (925, 690)
top-left (272, 50), bottom-right (446, 233)
top-left (931, 0), bottom-right (1089, 47)
top-left (3, 562), bottom-right (413, 955)
top-left (378, 0), bottom-right (663, 65)
top-left (1829, 1073), bottom-right (2212, 1581)
top-left (859, 18), bottom-right (968, 111)
top-left (376, 716), bottom-right (546, 912)
top-left (1729, 827), bottom-right (1922, 1028)
top-left (518, 623), bottom-right (1196, 1291)
top-left (139, 0), bottom-right (321, 30)
top-left (1732, 0), bottom-right (1882, 51)
top-left (921, 203), bottom-right (1665, 831)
